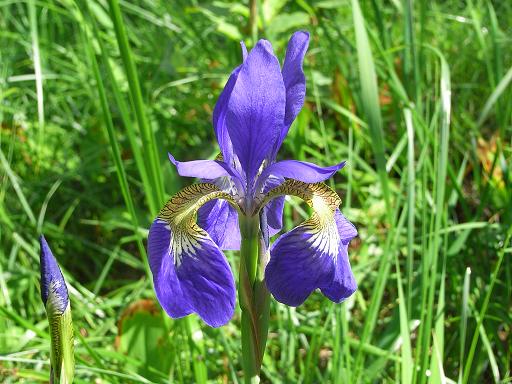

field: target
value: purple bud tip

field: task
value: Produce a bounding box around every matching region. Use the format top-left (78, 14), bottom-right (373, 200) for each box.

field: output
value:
top-left (39, 235), bottom-right (69, 312)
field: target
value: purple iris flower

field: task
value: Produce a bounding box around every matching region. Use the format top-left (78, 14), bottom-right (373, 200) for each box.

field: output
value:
top-left (148, 31), bottom-right (357, 327)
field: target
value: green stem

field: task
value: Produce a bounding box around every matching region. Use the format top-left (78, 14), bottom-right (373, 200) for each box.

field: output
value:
top-left (239, 215), bottom-right (270, 384)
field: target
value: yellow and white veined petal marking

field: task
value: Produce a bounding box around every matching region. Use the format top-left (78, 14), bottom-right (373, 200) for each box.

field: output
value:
top-left (258, 180), bottom-right (358, 306)
top-left (157, 183), bottom-right (239, 266)
top-left (46, 282), bottom-right (74, 384)
top-left (148, 183), bottom-right (240, 327)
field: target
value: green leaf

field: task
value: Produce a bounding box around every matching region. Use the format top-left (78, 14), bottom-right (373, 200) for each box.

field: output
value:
top-left (47, 303), bottom-right (74, 384)
top-left (116, 299), bottom-right (174, 381)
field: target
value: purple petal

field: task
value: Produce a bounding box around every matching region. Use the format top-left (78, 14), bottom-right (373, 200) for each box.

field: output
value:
top-left (213, 66), bottom-right (241, 164)
top-left (148, 219), bottom-right (235, 327)
top-left (275, 31), bottom-right (310, 152)
top-left (262, 175), bottom-right (285, 236)
top-left (168, 152), bottom-right (233, 179)
top-left (39, 235), bottom-right (68, 313)
top-left (265, 209), bottom-right (357, 306)
top-left (265, 197), bottom-right (285, 236)
top-left (320, 211), bottom-right (358, 302)
top-left (266, 222), bottom-right (335, 306)
top-left (226, 40), bottom-right (286, 181)
top-left (260, 159), bottom-right (346, 184)
top-left (241, 41), bottom-right (248, 61)
top-left (198, 199), bottom-right (241, 250)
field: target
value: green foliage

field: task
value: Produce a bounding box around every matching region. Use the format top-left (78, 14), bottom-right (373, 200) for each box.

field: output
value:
top-left (1, 0), bottom-right (511, 383)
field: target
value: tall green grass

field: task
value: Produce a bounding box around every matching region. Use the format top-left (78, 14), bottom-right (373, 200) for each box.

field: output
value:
top-left (1, 0), bottom-right (511, 383)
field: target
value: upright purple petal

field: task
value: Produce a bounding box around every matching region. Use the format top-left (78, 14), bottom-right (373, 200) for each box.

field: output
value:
top-left (39, 235), bottom-right (68, 313)
top-left (148, 220), bottom-right (235, 327)
top-left (226, 40), bottom-right (286, 182)
top-left (275, 31), bottom-right (310, 152)
top-left (213, 66), bottom-right (241, 164)
top-left (260, 159), bottom-right (346, 184)
top-left (198, 199), bottom-right (241, 250)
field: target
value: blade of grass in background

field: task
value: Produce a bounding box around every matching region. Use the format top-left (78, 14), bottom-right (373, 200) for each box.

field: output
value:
top-left (477, 65), bottom-right (512, 127)
top-left (80, 3), bottom-right (208, 383)
top-left (458, 267), bottom-right (471, 383)
top-left (416, 45), bottom-right (451, 384)
top-left (106, 0), bottom-right (165, 213)
top-left (404, 108), bottom-right (415, 318)
top-left (1, 0), bottom-right (511, 382)
top-left (350, 0), bottom-right (395, 379)
top-left (462, 228), bottom-right (512, 384)
top-left (80, 5), bottom-right (149, 278)
top-left (28, 0), bottom-right (45, 168)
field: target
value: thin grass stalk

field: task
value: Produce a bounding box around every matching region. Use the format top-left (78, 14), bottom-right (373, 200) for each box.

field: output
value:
top-left (462, 228), bottom-right (512, 384)
top-left (28, 0), bottom-right (45, 168)
top-left (106, 0), bottom-right (165, 212)
top-left (458, 267), bottom-right (471, 383)
top-left (430, 232), bottom-right (447, 383)
top-left (404, 108), bottom-right (415, 318)
top-left (394, 249), bottom-right (413, 384)
top-left (80, 8), bottom-right (150, 280)
top-left (350, 0), bottom-right (395, 378)
top-left (96, 36), bottom-right (157, 215)
top-left (350, 0), bottom-right (392, 220)
top-left (418, 46), bottom-right (451, 384)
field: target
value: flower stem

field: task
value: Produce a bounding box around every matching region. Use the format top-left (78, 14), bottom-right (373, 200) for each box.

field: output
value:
top-left (239, 215), bottom-right (270, 384)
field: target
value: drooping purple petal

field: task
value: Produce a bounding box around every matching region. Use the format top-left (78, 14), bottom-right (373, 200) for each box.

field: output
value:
top-left (274, 31), bottom-right (310, 152)
top-left (39, 235), bottom-right (68, 313)
top-left (265, 208), bottom-right (357, 306)
top-left (260, 159), bottom-right (346, 184)
top-left (148, 221), bottom-right (192, 318)
top-left (198, 199), bottom-right (241, 250)
top-left (320, 210), bottom-right (358, 302)
top-left (148, 219), bottom-right (236, 327)
top-left (265, 221), bottom-right (335, 306)
top-left (226, 40), bottom-right (286, 182)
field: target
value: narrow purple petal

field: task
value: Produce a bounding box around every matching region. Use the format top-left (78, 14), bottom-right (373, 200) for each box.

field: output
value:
top-left (39, 235), bottom-right (68, 313)
top-left (265, 196), bottom-right (285, 236)
top-left (226, 40), bottom-right (286, 181)
top-left (213, 66), bottom-right (241, 164)
top-left (198, 199), bottom-right (241, 250)
top-left (260, 159), bottom-right (346, 184)
top-left (168, 152), bottom-right (232, 180)
top-left (148, 220), bottom-right (235, 327)
top-left (274, 31), bottom-right (310, 152)
top-left (262, 175), bottom-right (285, 236)
top-left (241, 41), bottom-right (248, 61)
top-left (265, 209), bottom-right (357, 306)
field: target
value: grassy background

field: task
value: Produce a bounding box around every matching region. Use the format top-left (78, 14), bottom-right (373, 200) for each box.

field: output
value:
top-left (1, 0), bottom-right (511, 383)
